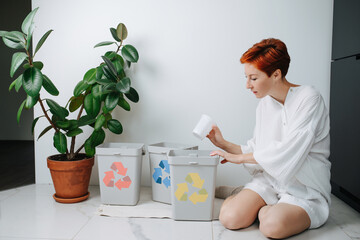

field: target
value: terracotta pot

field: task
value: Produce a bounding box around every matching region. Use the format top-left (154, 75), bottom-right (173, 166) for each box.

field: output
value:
top-left (47, 154), bottom-right (94, 203)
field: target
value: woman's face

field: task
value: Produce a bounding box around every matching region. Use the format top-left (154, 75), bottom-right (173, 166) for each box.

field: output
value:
top-left (244, 63), bottom-right (276, 98)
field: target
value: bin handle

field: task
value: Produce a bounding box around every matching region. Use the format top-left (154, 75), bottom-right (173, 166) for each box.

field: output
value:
top-left (189, 162), bottom-right (198, 165)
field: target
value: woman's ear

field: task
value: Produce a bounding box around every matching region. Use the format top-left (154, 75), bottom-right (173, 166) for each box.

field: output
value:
top-left (272, 69), bottom-right (282, 80)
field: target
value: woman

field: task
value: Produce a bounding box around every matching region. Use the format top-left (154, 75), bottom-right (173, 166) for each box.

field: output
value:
top-left (209, 38), bottom-right (331, 239)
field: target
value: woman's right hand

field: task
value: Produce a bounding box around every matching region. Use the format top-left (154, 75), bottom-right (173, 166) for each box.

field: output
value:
top-left (207, 125), bottom-right (227, 149)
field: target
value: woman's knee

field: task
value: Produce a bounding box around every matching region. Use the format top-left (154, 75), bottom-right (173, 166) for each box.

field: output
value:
top-left (219, 206), bottom-right (255, 230)
top-left (259, 212), bottom-right (287, 239)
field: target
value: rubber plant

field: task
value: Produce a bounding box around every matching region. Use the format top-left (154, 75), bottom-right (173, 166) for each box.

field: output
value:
top-left (0, 8), bottom-right (139, 203)
top-left (0, 7), bottom-right (140, 160)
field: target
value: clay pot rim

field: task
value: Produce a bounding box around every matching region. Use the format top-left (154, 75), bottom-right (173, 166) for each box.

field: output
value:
top-left (47, 153), bottom-right (93, 162)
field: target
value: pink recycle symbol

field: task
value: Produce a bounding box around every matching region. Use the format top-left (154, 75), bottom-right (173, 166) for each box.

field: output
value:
top-left (103, 162), bottom-right (132, 190)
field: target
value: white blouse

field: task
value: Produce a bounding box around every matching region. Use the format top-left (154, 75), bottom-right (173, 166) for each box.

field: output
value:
top-left (241, 85), bottom-right (331, 203)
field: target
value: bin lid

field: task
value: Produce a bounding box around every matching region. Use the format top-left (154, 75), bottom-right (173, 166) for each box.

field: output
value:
top-left (147, 142), bottom-right (198, 154)
top-left (167, 150), bottom-right (219, 166)
top-left (96, 142), bottom-right (144, 156)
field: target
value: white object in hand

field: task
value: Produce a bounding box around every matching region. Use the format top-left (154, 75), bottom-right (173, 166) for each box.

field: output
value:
top-left (193, 114), bottom-right (215, 140)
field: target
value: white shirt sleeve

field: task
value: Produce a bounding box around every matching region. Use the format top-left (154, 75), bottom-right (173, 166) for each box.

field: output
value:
top-left (253, 94), bottom-right (326, 183)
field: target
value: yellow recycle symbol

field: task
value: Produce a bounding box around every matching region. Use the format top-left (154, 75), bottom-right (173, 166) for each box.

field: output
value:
top-left (175, 173), bottom-right (208, 204)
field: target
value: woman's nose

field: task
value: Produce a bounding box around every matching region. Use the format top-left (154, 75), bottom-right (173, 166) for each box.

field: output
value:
top-left (246, 80), bottom-right (252, 89)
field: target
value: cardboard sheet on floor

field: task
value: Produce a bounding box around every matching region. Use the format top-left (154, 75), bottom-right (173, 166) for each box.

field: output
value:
top-left (96, 187), bottom-right (224, 220)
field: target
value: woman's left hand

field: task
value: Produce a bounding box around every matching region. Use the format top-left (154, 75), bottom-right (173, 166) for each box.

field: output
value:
top-left (210, 150), bottom-right (242, 164)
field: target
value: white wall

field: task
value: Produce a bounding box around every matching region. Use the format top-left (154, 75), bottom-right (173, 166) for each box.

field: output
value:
top-left (32, 0), bottom-right (333, 187)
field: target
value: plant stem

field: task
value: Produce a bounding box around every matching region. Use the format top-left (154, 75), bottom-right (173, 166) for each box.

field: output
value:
top-left (116, 40), bottom-right (123, 53)
top-left (25, 48), bottom-right (33, 66)
top-left (75, 142), bottom-right (85, 156)
top-left (69, 104), bottom-right (85, 160)
top-left (38, 96), bottom-right (58, 132)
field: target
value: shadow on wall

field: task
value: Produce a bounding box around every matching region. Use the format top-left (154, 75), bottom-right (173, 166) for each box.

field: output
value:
top-left (0, 1), bottom-right (35, 190)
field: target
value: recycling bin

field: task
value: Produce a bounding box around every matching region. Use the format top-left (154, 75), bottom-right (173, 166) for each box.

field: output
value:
top-left (147, 142), bottom-right (198, 204)
top-left (96, 142), bottom-right (144, 205)
top-left (168, 150), bottom-right (219, 221)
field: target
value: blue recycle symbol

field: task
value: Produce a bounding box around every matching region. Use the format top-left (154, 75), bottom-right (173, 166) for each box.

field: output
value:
top-left (152, 160), bottom-right (171, 188)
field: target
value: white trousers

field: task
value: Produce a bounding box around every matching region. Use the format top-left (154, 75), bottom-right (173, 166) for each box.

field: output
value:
top-left (244, 173), bottom-right (329, 229)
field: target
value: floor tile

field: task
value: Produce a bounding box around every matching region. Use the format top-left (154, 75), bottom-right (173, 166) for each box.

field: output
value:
top-left (329, 195), bottom-right (360, 239)
top-left (74, 215), bottom-right (213, 240)
top-left (212, 217), bottom-right (353, 240)
top-left (1, 184), bottom-right (360, 240)
top-left (0, 184), bottom-right (98, 239)
top-left (0, 188), bottom-right (18, 201)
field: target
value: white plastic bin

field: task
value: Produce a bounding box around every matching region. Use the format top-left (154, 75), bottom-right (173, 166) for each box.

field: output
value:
top-left (96, 142), bottom-right (144, 205)
top-left (147, 142), bottom-right (198, 204)
top-left (168, 150), bottom-right (219, 221)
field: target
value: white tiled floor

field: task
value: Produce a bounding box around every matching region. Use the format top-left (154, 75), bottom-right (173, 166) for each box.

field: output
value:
top-left (0, 184), bottom-right (359, 240)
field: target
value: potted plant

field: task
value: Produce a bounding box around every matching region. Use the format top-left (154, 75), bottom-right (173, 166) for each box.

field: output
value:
top-left (0, 8), bottom-right (140, 203)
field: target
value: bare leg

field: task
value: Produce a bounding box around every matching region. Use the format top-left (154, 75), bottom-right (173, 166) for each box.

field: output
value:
top-left (219, 189), bottom-right (266, 230)
top-left (258, 203), bottom-right (311, 239)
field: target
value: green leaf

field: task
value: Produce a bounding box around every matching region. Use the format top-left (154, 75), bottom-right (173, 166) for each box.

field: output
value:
top-left (91, 128), bottom-right (105, 146)
top-left (102, 65), bottom-right (117, 81)
top-left (25, 31), bottom-right (32, 50)
top-left (23, 61), bottom-right (44, 70)
top-left (67, 120), bottom-right (79, 130)
top-left (15, 74), bottom-right (23, 92)
top-left (78, 115), bottom-right (96, 126)
top-left (3, 31), bottom-right (24, 42)
top-left (42, 74), bottom-right (59, 96)
top-left (25, 94), bottom-right (38, 109)
top-left (107, 119), bottom-right (123, 134)
top-left (110, 27), bottom-right (121, 42)
top-left (0, 31), bottom-right (8, 37)
top-left (66, 128), bottom-right (83, 137)
top-left (116, 77), bottom-right (131, 93)
top-left (115, 54), bottom-right (125, 67)
top-left (10, 52), bottom-right (27, 77)
top-left (94, 114), bottom-right (106, 130)
top-left (69, 95), bottom-right (84, 112)
top-left (38, 125), bottom-right (53, 140)
top-left (31, 116), bottom-right (44, 135)
top-left (22, 7), bottom-right (39, 35)
top-left (73, 81), bottom-right (89, 97)
top-left (34, 29), bottom-right (53, 55)
top-left (2, 37), bottom-right (23, 49)
top-left (118, 97), bottom-right (130, 111)
top-left (91, 84), bottom-right (103, 98)
top-left (84, 93), bottom-right (100, 117)
top-left (102, 56), bottom-right (118, 78)
top-left (9, 74), bottom-right (23, 92)
top-left (125, 87), bottom-right (139, 103)
top-left (116, 23), bottom-right (128, 41)
top-left (83, 68), bottom-right (97, 84)
top-left (96, 66), bottom-right (104, 79)
top-left (121, 45), bottom-right (139, 63)
top-left (113, 60), bottom-right (123, 75)
top-left (104, 113), bottom-right (112, 128)
top-left (102, 105), bottom-right (110, 114)
top-left (84, 138), bottom-right (95, 157)
top-left (104, 83), bottom-right (116, 91)
top-left (53, 131), bottom-right (67, 154)
top-left (22, 67), bottom-right (43, 97)
top-left (17, 100), bottom-right (26, 123)
top-left (105, 92), bottom-right (120, 111)
top-left (46, 99), bottom-right (69, 120)
top-left (94, 41), bottom-right (116, 48)
top-left (96, 78), bottom-right (113, 85)
top-left (104, 51), bottom-right (116, 60)
top-left (56, 120), bottom-right (70, 129)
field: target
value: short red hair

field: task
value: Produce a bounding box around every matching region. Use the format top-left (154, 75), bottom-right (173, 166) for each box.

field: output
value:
top-left (240, 38), bottom-right (291, 78)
